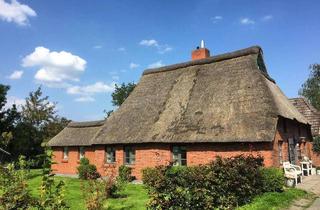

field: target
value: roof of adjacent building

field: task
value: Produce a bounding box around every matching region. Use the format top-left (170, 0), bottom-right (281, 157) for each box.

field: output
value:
top-left (290, 97), bottom-right (320, 136)
top-left (48, 46), bottom-right (309, 146)
top-left (47, 120), bottom-right (104, 146)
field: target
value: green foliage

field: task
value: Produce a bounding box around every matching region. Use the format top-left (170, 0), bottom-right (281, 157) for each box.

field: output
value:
top-left (0, 156), bottom-right (36, 209)
top-left (260, 167), bottom-right (284, 193)
top-left (111, 82), bottom-right (136, 107)
top-left (38, 149), bottom-right (69, 209)
top-left (77, 157), bottom-right (101, 180)
top-left (0, 85), bottom-right (68, 164)
top-left (82, 179), bottom-right (105, 210)
top-left (0, 84), bottom-right (20, 153)
top-left (299, 64), bottom-right (320, 110)
top-left (118, 165), bottom-right (134, 183)
top-left (313, 136), bottom-right (320, 153)
top-left (106, 82), bottom-right (136, 118)
top-left (142, 155), bottom-right (285, 210)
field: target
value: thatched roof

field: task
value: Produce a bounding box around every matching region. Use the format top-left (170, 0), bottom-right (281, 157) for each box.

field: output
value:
top-left (48, 120), bottom-right (104, 146)
top-left (92, 46), bottom-right (308, 144)
top-left (290, 98), bottom-right (320, 136)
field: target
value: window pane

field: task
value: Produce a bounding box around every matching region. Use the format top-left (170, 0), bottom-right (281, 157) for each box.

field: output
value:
top-left (172, 146), bottom-right (187, 166)
top-left (63, 147), bottom-right (68, 159)
top-left (106, 147), bottom-right (116, 163)
top-left (79, 147), bottom-right (85, 159)
top-left (124, 146), bottom-right (135, 164)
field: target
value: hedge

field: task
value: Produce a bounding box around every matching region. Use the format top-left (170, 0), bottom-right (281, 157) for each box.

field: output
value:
top-left (142, 155), bottom-right (284, 209)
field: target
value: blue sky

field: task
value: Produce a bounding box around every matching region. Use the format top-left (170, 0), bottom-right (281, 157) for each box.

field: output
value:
top-left (0, 0), bottom-right (319, 121)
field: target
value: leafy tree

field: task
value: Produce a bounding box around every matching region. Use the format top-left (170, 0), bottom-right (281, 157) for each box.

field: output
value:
top-left (22, 86), bottom-right (56, 128)
top-left (10, 87), bottom-right (68, 161)
top-left (111, 82), bottom-right (136, 107)
top-left (0, 84), bottom-right (20, 151)
top-left (105, 82), bottom-right (136, 118)
top-left (299, 64), bottom-right (320, 110)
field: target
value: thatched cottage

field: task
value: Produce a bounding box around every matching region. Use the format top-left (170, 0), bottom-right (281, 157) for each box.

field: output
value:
top-left (48, 45), bottom-right (314, 180)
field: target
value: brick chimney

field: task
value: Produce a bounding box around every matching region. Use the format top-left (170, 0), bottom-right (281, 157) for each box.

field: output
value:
top-left (191, 40), bottom-right (210, 60)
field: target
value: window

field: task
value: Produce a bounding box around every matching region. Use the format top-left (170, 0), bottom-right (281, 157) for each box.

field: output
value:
top-left (172, 146), bottom-right (187, 166)
top-left (278, 142), bottom-right (283, 164)
top-left (79, 147), bottom-right (85, 159)
top-left (63, 147), bottom-right (68, 159)
top-left (105, 146), bottom-right (116, 163)
top-left (124, 146), bottom-right (135, 165)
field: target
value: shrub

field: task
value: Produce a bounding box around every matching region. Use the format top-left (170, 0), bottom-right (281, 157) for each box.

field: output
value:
top-left (142, 155), bottom-right (265, 209)
top-left (260, 167), bottom-right (285, 193)
top-left (37, 149), bottom-right (69, 209)
top-left (0, 156), bottom-right (37, 209)
top-left (313, 136), bottom-right (320, 153)
top-left (77, 157), bottom-right (100, 180)
top-left (82, 179), bottom-right (105, 210)
top-left (118, 165), bottom-right (134, 182)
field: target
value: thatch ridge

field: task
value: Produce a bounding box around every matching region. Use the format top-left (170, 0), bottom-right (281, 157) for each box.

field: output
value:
top-left (68, 120), bottom-right (105, 128)
top-left (48, 120), bottom-right (104, 146)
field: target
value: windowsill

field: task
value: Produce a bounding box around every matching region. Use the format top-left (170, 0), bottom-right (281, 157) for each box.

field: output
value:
top-left (124, 163), bottom-right (135, 166)
top-left (104, 162), bottom-right (116, 166)
top-left (61, 159), bottom-right (68, 163)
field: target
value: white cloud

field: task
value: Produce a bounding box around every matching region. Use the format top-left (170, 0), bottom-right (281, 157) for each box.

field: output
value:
top-left (22, 46), bottom-right (86, 85)
top-left (67, 81), bottom-right (115, 102)
top-left (117, 47), bottom-right (126, 52)
top-left (67, 82), bottom-right (115, 95)
top-left (93, 45), bottom-right (102, 49)
top-left (148, 60), bottom-right (164, 68)
top-left (0, 0), bottom-right (36, 26)
top-left (139, 39), bottom-right (159, 47)
top-left (4, 96), bottom-right (25, 110)
top-left (158, 45), bottom-right (172, 54)
top-left (139, 39), bottom-right (172, 54)
top-left (75, 96), bottom-right (95, 102)
top-left (129, 62), bottom-right (139, 69)
top-left (8, 70), bottom-right (23, 79)
top-left (240, 18), bottom-right (255, 25)
top-left (211, 16), bottom-right (223, 23)
top-left (262, 15), bottom-right (273, 21)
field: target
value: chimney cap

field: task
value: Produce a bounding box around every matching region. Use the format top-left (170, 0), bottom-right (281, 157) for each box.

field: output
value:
top-left (200, 40), bottom-right (205, 48)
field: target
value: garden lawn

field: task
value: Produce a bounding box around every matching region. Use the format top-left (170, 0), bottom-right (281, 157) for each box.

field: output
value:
top-left (238, 188), bottom-right (309, 210)
top-left (27, 169), bottom-right (148, 210)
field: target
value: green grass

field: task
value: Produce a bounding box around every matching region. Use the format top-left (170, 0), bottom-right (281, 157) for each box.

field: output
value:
top-left (106, 184), bottom-right (148, 210)
top-left (238, 188), bottom-right (308, 210)
top-left (27, 169), bottom-right (148, 210)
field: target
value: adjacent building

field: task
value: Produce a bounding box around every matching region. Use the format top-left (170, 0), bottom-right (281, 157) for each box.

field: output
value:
top-left (290, 97), bottom-right (320, 165)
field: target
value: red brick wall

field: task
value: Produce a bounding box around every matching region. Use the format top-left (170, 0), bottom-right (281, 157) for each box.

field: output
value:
top-left (52, 146), bottom-right (95, 175)
top-left (52, 143), bottom-right (274, 180)
top-left (51, 117), bottom-right (316, 180)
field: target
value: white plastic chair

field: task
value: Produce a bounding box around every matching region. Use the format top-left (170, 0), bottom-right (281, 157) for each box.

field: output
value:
top-left (283, 161), bottom-right (303, 185)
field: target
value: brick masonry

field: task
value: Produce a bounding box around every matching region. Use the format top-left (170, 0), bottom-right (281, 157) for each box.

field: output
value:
top-left (52, 117), bottom-right (319, 180)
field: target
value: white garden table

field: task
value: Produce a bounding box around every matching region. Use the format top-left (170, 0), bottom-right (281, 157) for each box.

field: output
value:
top-left (301, 161), bottom-right (312, 176)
